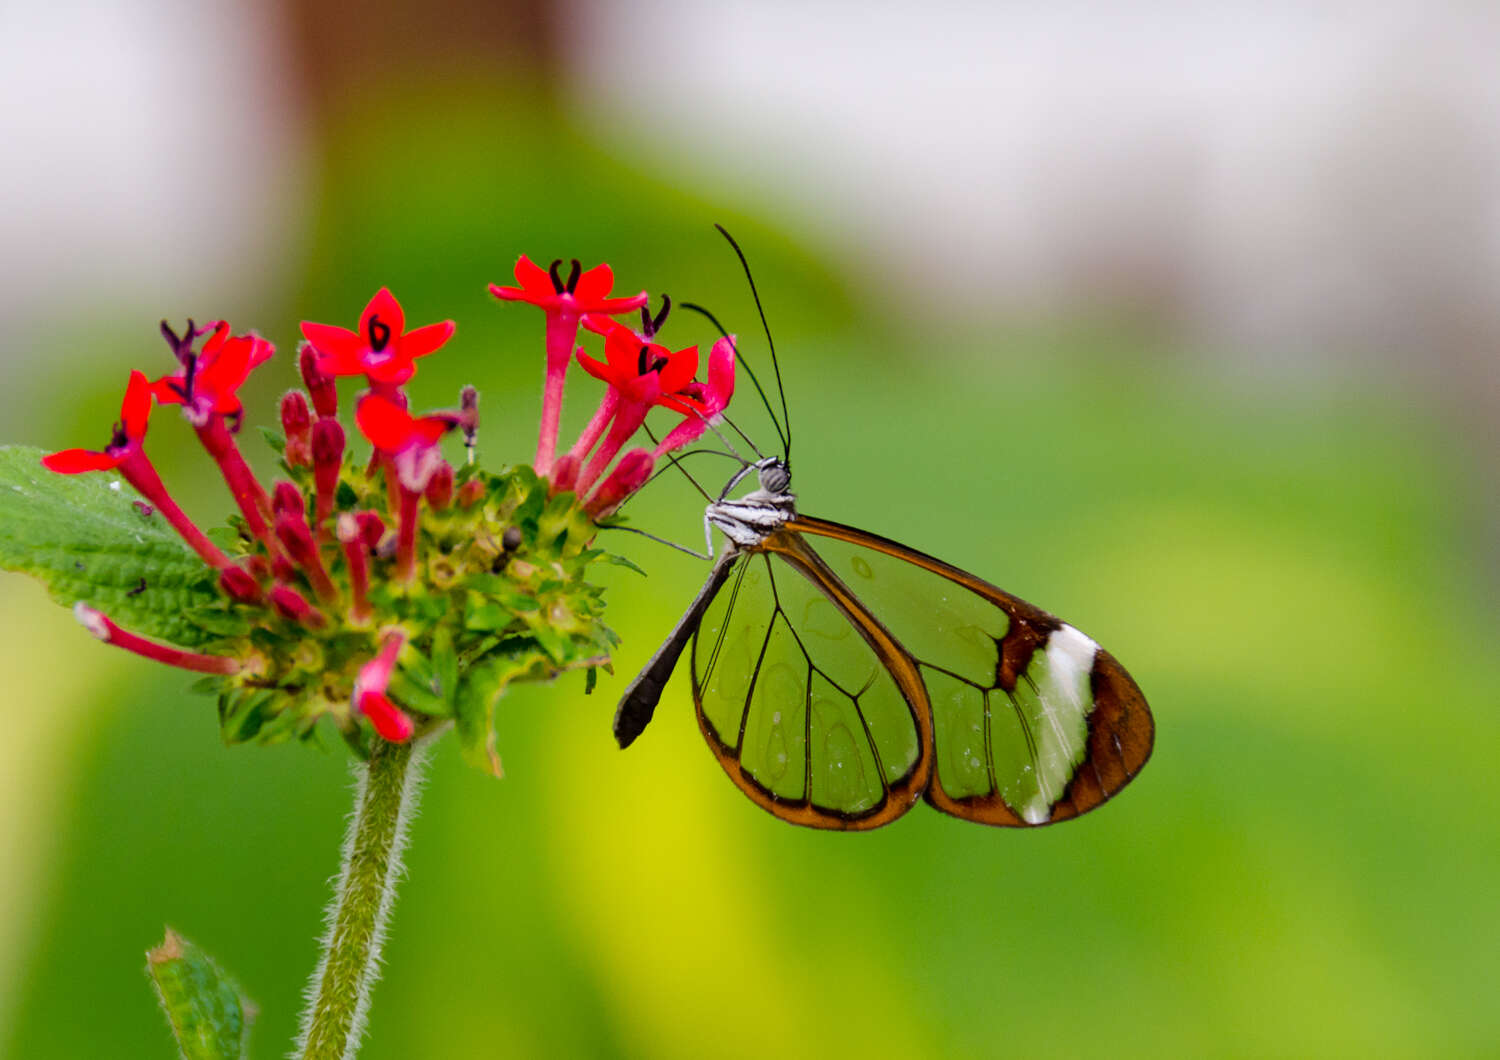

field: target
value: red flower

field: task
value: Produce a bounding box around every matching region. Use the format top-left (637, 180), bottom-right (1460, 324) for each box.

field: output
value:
top-left (353, 630), bottom-right (415, 742)
top-left (654, 336), bottom-right (737, 455)
top-left (355, 394), bottom-right (458, 492)
top-left (42, 370), bottom-right (154, 473)
top-left (576, 321), bottom-right (699, 408)
top-left (490, 257), bottom-right (649, 476)
top-left (489, 256), bottom-right (647, 316)
top-left (300, 288), bottom-right (454, 386)
top-left (567, 322), bottom-right (700, 495)
top-left (153, 320), bottom-right (274, 426)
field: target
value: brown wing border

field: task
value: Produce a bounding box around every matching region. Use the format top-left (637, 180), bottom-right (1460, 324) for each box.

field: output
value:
top-left (787, 516), bottom-right (1155, 827)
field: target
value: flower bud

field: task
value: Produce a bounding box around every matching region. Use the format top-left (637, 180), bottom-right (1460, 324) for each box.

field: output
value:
top-left (280, 391), bottom-right (312, 467)
top-left (424, 462), bottom-right (454, 510)
top-left (299, 343), bottom-right (339, 418)
top-left (585, 449), bottom-right (654, 518)
top-left (273, 480), bottom-right (305, 519)
top-left (457, 478), bottom-right (485, 508)
top-left (549, 453), bottom-right (579, 494)
top-left (312, 418), bottom-right (346, 530)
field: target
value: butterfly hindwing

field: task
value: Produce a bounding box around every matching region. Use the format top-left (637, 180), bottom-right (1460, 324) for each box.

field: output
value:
top-left (788, 517), bottom-right (1154, 826)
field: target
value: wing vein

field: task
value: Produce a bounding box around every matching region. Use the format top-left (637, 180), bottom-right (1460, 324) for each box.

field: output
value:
top-left (733, 557), bottom-right (780, 756)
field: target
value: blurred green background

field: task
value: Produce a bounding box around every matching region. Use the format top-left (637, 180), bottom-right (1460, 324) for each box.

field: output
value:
top-left (2, 6), bottom-right (1497, 1058)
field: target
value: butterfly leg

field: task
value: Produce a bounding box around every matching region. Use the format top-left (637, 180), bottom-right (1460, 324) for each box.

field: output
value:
top-left (614, 548), bottom-right (741, 748)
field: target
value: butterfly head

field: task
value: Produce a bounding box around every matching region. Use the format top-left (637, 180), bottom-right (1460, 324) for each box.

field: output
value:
top-left (758, 456), bottom-right (790, 495)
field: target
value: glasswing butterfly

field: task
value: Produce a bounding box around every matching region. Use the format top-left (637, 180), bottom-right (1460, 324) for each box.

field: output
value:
top-left (610, 232), bottom-right (1154, 830)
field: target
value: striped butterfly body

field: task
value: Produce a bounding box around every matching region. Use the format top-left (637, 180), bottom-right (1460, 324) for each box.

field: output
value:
top-left (614, 457), bottom-right (1154, 830)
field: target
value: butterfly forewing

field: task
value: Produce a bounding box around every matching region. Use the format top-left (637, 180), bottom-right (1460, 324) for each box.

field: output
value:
top-left (691, 549), bottom-right (932, 829)
top-left (774, 517), bottom-right (1153, 827)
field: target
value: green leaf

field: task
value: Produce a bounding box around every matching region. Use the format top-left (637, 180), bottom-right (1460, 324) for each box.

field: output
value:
top-left (0, 446), bottom-right (221, 646)
top-left (455, 644), bottom-right (561, 777)
top-left (600, 552), bottom-right (648, 577)
top-left (145, 928), bottom-right (255, 1060)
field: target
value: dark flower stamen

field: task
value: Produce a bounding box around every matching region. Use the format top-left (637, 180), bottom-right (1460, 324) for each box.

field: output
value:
top-left (366, 315), bottom-right (391, 353)
top-left (641, 294), bottom-right (671, 338)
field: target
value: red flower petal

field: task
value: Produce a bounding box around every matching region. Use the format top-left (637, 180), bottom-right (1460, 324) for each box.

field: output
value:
top-left (585, 294), bottom-right (651, 314)
top-left (580, 312), bottom-right (617, 337)
top-left (360, 287), bottom-right (405, 345)
top-left (247, 335), bottom-right (275, 371)
top-left (514, 255), bottom-right (553, 298)
top-left (42, 448), bottom-right (120, 474)
top-left (300, 322), bottom-right (363, 365)
top-left (575, 350), bottom-right (614, 384)
top-left (356, 394), bottom-right (416, 453)
top-left (199, 320), bottom-right (231, 357)
top-left (706, 336), bottom-right (736, 407)
top-left (411, 415), bottom-right (455, 446)
top-left (151, 375), bottom-right (187, 406)
top-left (211, 393), bottom-right (245, 416)
top-left (657, 346), bottom-right (700, 396)
top-left (364, 357), bottom-right (416, 386)
top-left (399, 320), bottom-right (455, 360)
top-left (121, 370), bottom-right (153, 441)
top-left (316, 346), bottom-right (369, 378)
top-left (200, 335), bottom-right (253, 397)
top-left (603, 326), bottom-right (644, 378)
top-left (573, 262), bottom-right (615, 303)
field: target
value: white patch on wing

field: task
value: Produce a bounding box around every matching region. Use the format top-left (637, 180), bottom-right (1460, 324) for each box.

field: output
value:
top-left (1045, 625), bottom-right (1098, 714)
top-left (1019, 624), bottom-right (1097, 824)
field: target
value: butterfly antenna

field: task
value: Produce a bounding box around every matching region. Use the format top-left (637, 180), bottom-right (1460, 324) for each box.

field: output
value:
top-left (697, 412), bottom-right (751, 465)
top-left (719, 413), bottom-right (766, 460)
top-left (712, 224), bottom-right (791, 462)
top-left (596, 522), bottom-right (710, 560)
top-left (680, 300), bottom-right (788, 459)
top-left (637, 447), bottom-right (743, 492)
top-left (639, 423), bottom-right (714, 502)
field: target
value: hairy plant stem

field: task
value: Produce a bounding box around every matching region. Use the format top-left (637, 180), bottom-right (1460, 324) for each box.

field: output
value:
top-left (296, 733), bottom-right (432, 1060)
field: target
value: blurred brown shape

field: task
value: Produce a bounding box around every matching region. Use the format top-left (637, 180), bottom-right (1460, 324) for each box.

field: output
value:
top-left (280, 0), bottom-right (561, 114)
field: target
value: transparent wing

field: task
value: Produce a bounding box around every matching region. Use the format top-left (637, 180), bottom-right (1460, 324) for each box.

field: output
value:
top-left (690, 548), bottom-right (933, 830)
top-left (789, 517), bottom-right (1154, 827)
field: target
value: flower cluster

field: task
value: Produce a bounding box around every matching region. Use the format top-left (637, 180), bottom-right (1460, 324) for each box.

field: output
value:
top-left (34, 259), bottom-right (735, 766)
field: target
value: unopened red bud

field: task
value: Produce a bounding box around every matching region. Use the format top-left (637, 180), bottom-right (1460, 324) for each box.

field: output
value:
top-left (312, 418), bottom-right (345, 530)
top-left (586, 448), bottom-right (654, 518)
top-left (271, 584), bottom-right (327, 628)
top-left (219, 565), bottom-right (264, 604)
top-left (312, 417), bottom-right (344, 466)
top-left (457, 478), bottom-right (485, 508)
top-left (273, 481), bottom-right (305, 519)
top-left (280, 391), bottom-right (312, 466)
top-left (299, 343), bottom-right (338, 418)
top-left (425, 462), bottom-right (454, 510)
top-left (355, 510), bottom-right (386, 549)
top-left (550, 453), bottom-right (579, 494)
top-left (275, 514), bottom-right (338, 601)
